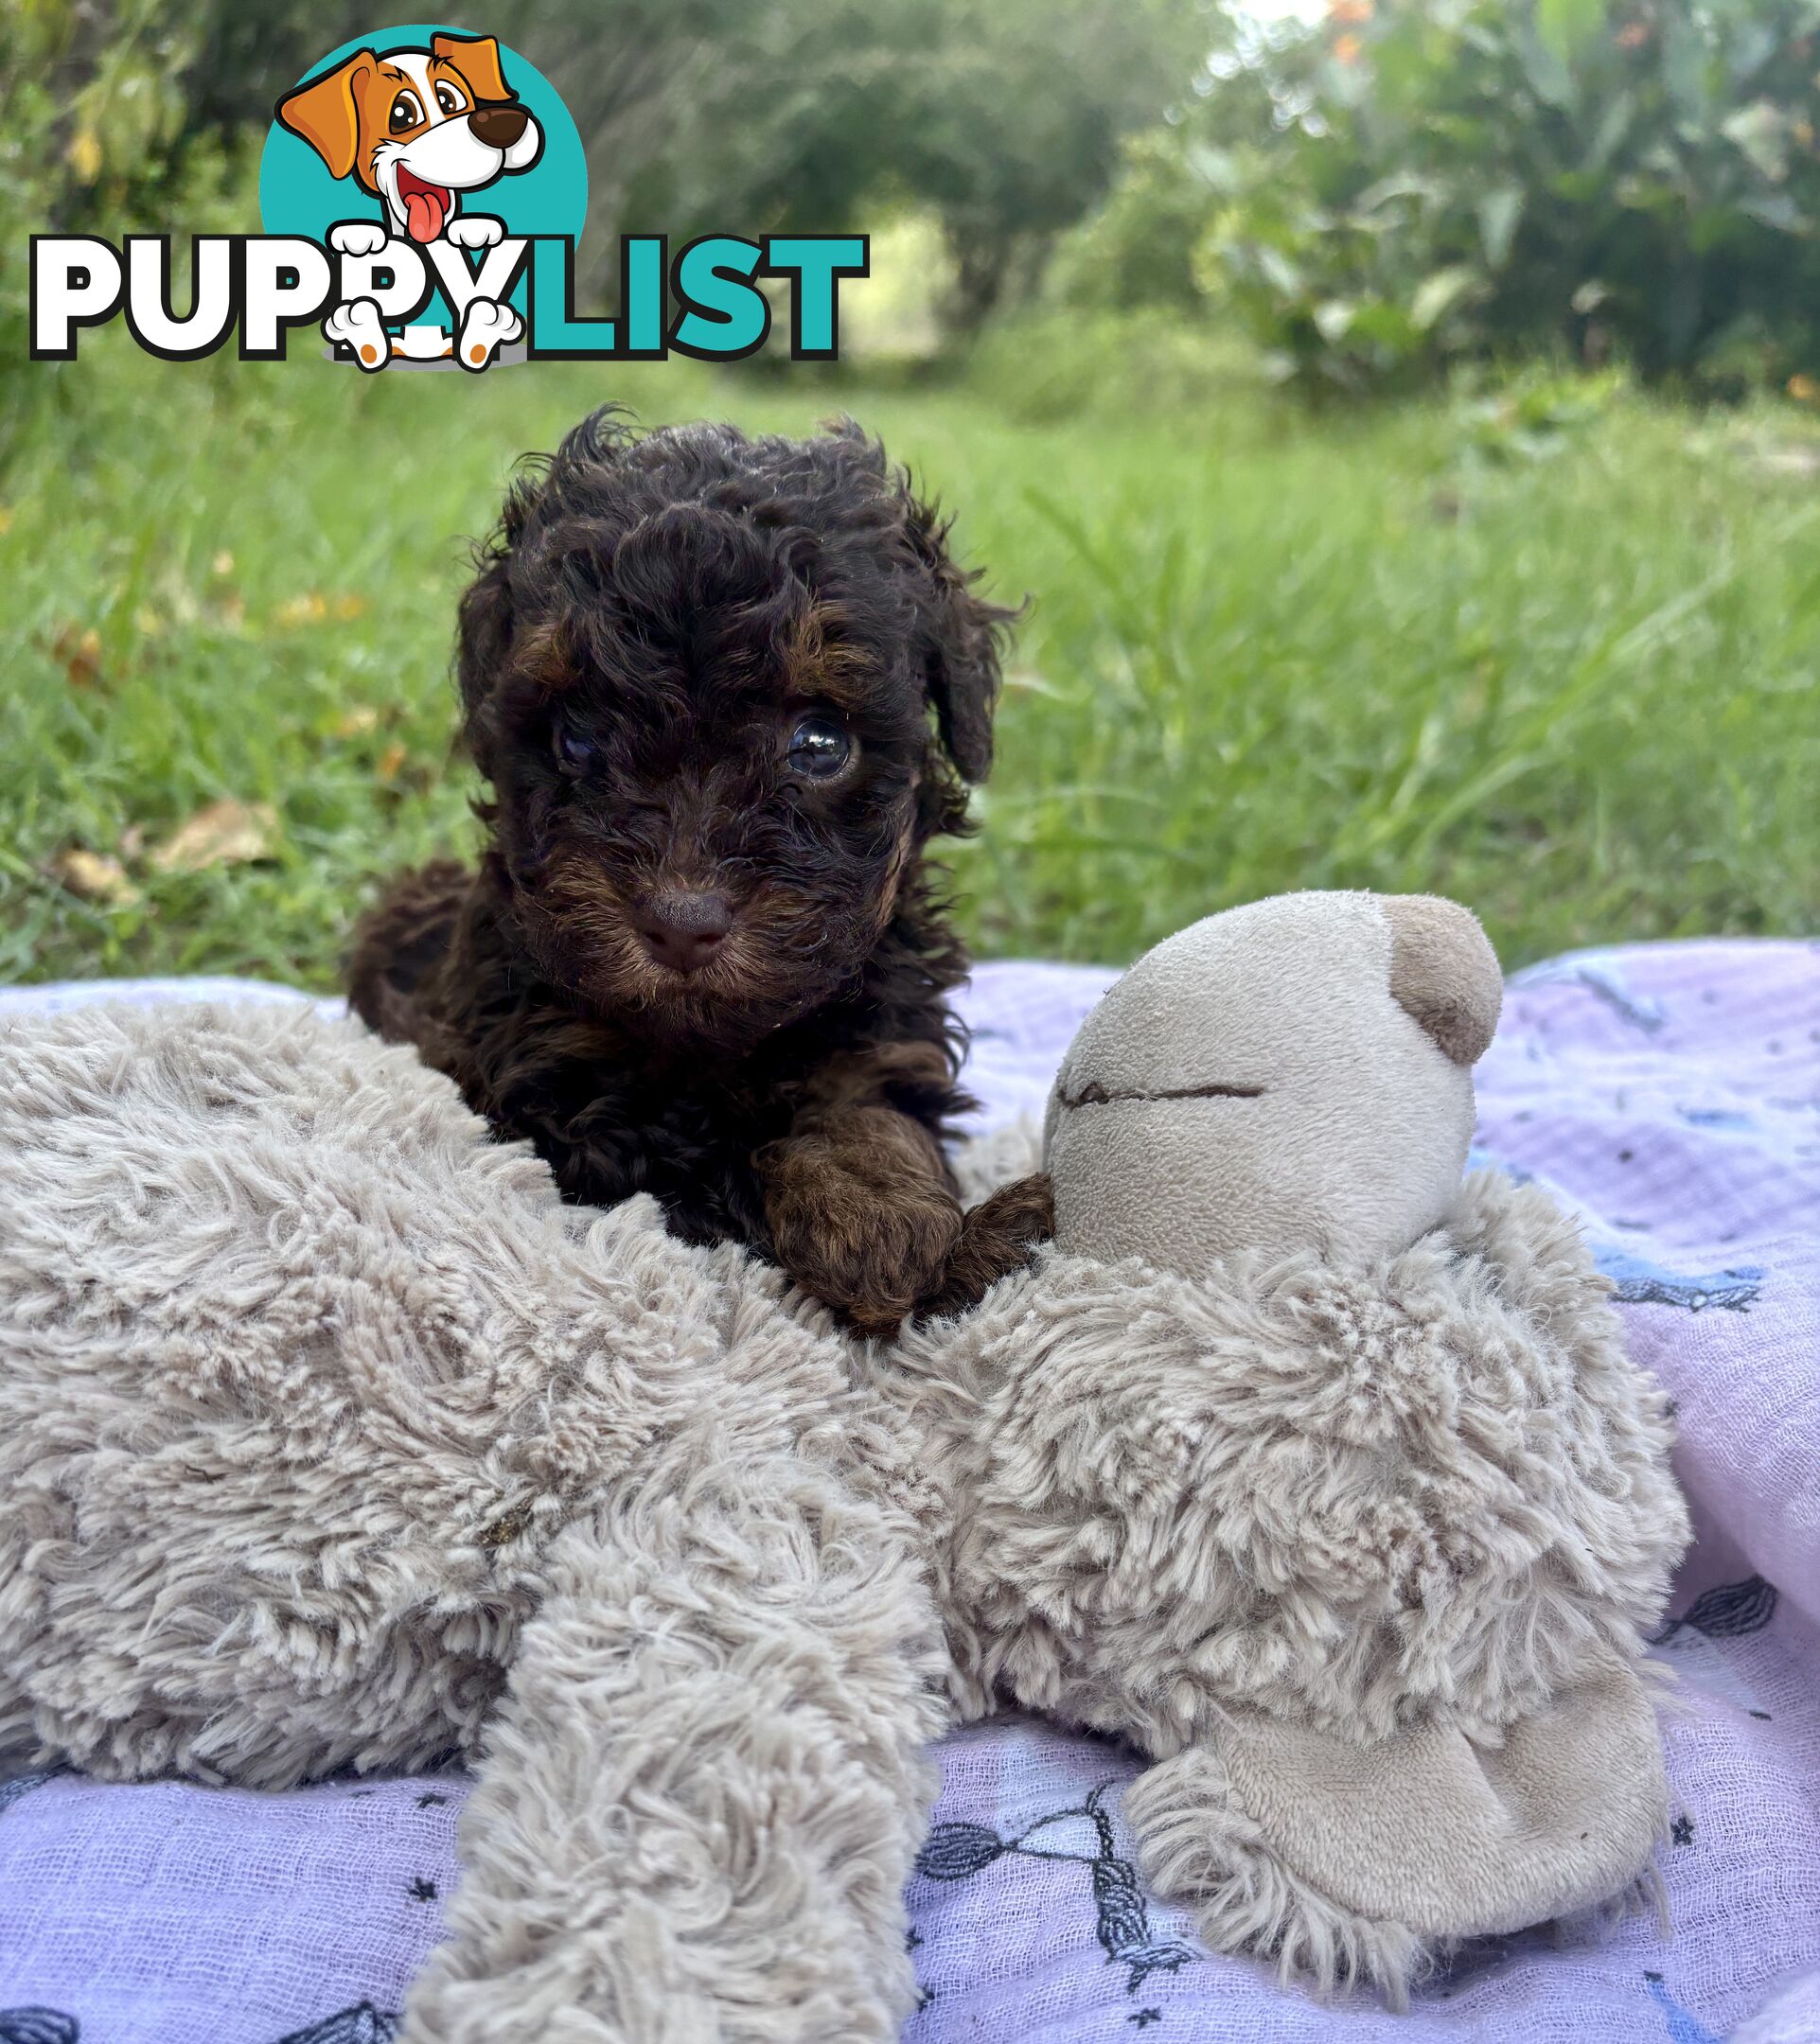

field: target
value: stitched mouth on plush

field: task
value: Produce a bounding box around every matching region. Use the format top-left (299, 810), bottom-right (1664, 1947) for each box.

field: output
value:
top-left (1058, 1080), bottom-right (1267, 1109)
top-left (397, 165), bottom-right (457, 243)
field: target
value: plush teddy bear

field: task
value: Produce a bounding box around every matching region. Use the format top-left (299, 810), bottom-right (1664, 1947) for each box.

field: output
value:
top-left (881, 890), bottom-right (1691, 2002)
top-left (0, 890), bottom-right (1688, 2033)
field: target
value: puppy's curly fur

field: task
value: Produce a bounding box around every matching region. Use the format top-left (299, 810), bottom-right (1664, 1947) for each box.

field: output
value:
top-left (349, 407), bottom-right (1051, 1330)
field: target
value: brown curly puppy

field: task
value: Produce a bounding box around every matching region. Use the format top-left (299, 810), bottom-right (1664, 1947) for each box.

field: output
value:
top-left (348, 407), bottom-right (1051, 1332)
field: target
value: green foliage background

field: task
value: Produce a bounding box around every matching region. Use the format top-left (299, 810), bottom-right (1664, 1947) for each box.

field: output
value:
top-left (14, 0), bottom-right (1820, 385)
top-left (3, 0), bottom-right (1816, 990)
top-left (1083, 0), bottom-right (1820, 392)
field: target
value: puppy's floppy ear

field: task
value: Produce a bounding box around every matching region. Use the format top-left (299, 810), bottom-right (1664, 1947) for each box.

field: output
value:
top-left (455, 553), bottom-right (512, 781)
top-left (433, 31), bottom-right (513, 103)
top-left (275, 51), bottom-right (375, 181)
top-left (902, 488), bottom-right (1015, 785)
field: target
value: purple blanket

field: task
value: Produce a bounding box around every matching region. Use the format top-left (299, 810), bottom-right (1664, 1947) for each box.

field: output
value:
top-left (2, 943), bottom-right (1817, 2044)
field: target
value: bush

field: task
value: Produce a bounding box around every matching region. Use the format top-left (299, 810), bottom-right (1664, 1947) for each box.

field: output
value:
top-left (1045, 130), bottom-right (1216, 316)
top-left (1106, 0), bottom-right (1820, 394)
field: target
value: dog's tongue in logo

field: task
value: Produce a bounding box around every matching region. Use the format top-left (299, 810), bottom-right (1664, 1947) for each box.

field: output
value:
top-left (397, 166), bottom-right (453, 244)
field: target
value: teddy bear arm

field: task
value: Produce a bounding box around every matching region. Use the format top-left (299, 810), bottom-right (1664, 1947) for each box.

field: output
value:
top-left (400, 1457), bottom-right (945, 2044)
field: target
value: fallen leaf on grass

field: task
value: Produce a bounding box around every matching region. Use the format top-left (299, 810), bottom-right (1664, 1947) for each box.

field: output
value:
top-left (334, 704), bottom-right (381, 737)
top-left (378, 740), bottom-right (409, 781)
top-left (51, 848), bottom-right (140, 906)
top-left (149, 799), bottom-right (278, 873)
top-left (211, 551), bottom-right (235, 577)
top-left (65, 128), bottom-right (102, 184)
top-left (50, 624), bottom-right (102, 688)
top-left (0, 507), bottom-right (13, 536)
top-left (273, 590), bottom-right (369, 628)
top-left (274, 592), bottom-right (328, 627)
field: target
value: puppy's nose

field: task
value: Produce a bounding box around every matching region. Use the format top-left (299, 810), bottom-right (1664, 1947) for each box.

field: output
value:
top-left (634, 890), bottom-right (733, 976)
top-left (468, 103), bottom-right (528, 149)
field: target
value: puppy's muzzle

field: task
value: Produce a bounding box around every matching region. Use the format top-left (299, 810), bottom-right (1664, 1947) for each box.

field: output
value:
top-left (634, 889), bottom-right (733, 977)
top-left (469, 104), bottom-right (529, 150)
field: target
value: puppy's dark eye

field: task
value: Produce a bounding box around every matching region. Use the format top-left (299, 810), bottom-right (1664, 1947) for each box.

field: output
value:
top-left (554, 728), bottom-right (594, 776)
top-left (389, 89), bottom-right (425, 132)
top-left (786, 715), bottom-right (853, 780)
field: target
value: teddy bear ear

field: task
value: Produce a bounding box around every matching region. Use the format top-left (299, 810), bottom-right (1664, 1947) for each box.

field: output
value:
top-left (1382, 894), bottom-right (1503, 1066)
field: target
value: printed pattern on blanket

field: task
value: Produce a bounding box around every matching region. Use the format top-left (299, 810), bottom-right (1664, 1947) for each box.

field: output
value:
top-left (2, 943), bottom-right (1818, 2043)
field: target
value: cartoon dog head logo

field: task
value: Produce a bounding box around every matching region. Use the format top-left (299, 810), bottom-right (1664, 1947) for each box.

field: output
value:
top-left (262, 26), bottom-right (586, 371)
top-left (275, 32), bottom-right (542, 247)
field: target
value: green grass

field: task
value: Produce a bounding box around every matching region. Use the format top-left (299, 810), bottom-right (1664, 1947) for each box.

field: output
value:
top-left (3, 323), bottom-right (1816, 991)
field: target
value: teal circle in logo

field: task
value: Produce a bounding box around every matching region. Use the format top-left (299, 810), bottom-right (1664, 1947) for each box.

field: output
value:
top-left (259, 22), bottom-right (586, 329)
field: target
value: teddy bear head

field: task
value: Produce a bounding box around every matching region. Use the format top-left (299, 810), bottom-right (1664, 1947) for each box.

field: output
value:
top-left (1044, 890), bottom-right (1502, 1277)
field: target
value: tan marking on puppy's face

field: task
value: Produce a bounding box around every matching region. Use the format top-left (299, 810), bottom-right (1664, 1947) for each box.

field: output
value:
top-left (354, 54), bottom-right (487, 163)
top-left (781, 604), bottom-right (877, 714)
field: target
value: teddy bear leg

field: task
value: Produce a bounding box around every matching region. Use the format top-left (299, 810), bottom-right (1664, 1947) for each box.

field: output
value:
top-left (1124, 1746), bottom-right (1427, 2010)
top-left (400, 1454), bottom-right (945, 2044)
top-left (1128, 1665), bottom-right (1667, 2012)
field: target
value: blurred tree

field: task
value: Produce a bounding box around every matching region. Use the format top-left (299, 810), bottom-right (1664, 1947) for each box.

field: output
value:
top-left (892, 0), bottom-right (1201, 330)
top-left (574, 0), bottom-right (1200, 333)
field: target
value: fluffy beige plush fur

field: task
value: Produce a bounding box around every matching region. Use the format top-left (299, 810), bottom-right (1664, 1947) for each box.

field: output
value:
top-left (889, 1171), bottom-right (1684, 1747)
top-left (0, 1002), bottom-right (943, 2043)
top-left (0, 891), bottom-right (1689, 2026)
top-left (880, 1172), bottom-right (1687, 2000)
top-left (886, 890), bottom-right (1689, 2004)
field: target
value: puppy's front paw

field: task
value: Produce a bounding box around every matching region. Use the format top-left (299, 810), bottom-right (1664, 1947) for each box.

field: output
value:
top-left (446, 215), bottom-right (505, 250)
top-left (328, 220), bottom-right (389, 257)
top-left (916, 1172), bottom-right (1054, 1323)
top-left (759, 1126), bottom-right (962, 1338)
